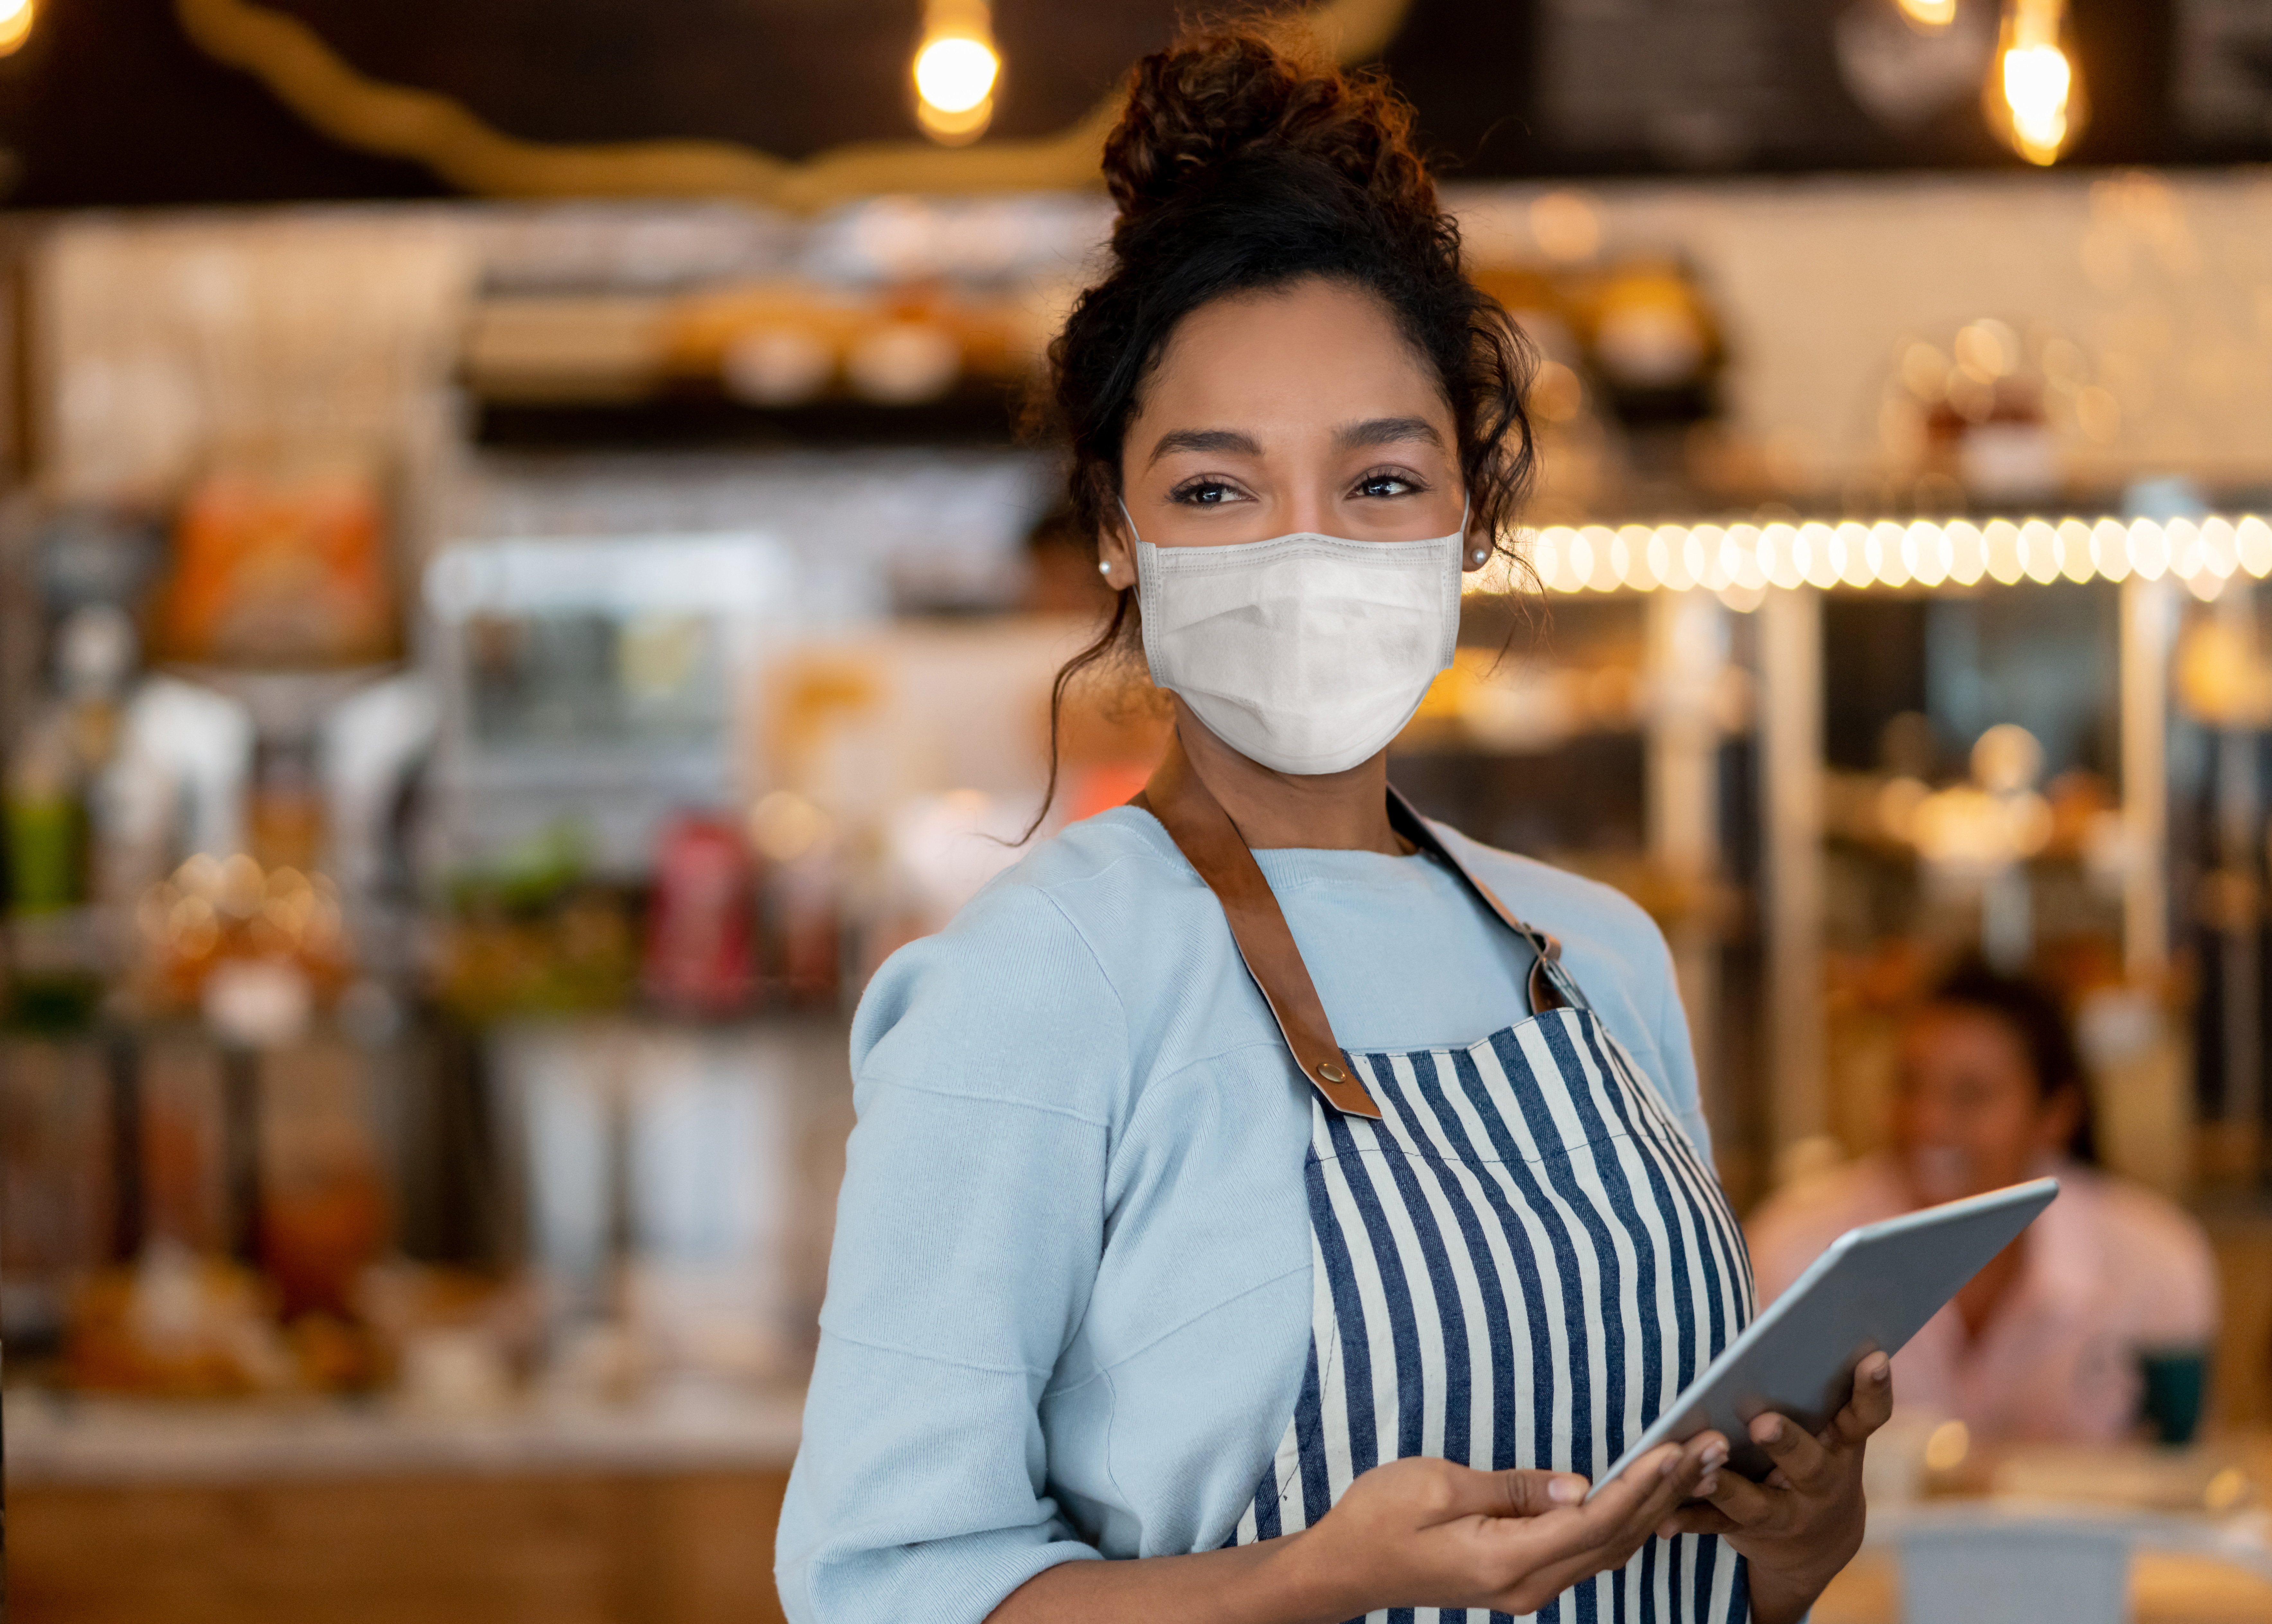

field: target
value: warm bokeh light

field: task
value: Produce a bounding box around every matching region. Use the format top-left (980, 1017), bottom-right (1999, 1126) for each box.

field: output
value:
top-left (915, 98), bottom-right (992, 144)
top-left (1991, 0), bottom-right (2084, 166)
top-left (1474, 513), bottom-right (2272, 599)
top-left (1923, 1418), bottom-right (1972, 1473)
top-left (1895, 0), bottom-right (1957, 27)
top-left (1528, 191), bottom-right (1603, 263)
top-left (910, 0), bottom-right (999, 146)
top-left (913, 35), bottom-right (998, 116)
top-left (2002, 44), bottom-right (2071, 162)
top-left (0, 0), bottom-right (35, 57)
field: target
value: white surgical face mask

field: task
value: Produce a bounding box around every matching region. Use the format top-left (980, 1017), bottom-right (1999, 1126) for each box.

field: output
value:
top-left (1125, 502), bottom-right (1466, 776)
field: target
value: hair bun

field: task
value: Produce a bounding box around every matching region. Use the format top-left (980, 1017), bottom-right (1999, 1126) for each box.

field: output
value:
top-left (1102, 30), bottom-right (1436, 234)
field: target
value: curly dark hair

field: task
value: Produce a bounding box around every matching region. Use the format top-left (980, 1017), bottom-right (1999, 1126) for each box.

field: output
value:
top-left (1024, 25), bottom-right (1538, 829)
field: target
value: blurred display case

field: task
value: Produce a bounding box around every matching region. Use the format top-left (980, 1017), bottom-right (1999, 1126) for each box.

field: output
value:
top-left (422, 529), bottom-right (794, 878)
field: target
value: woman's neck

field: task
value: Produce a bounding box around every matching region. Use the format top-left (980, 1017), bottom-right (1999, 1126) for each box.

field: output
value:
top-left (1170, 699), bottom-right (1412, 854)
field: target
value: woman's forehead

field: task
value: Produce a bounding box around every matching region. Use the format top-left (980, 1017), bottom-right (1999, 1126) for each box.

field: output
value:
top-left (1132, 280), bottom-right (1450, 444)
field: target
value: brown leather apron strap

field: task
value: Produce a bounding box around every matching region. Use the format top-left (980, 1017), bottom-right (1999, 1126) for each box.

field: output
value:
top-left (1131, 736), bottom-right (1383, 1120)
top-left (1133, 735), bottom-right (1592, 1120)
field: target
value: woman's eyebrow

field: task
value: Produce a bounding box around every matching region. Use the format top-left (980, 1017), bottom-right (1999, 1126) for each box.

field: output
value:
top-left (1336, 415), bottom-right (1445, 451)
top-left (1146, 427), bottom-right (1262, 465)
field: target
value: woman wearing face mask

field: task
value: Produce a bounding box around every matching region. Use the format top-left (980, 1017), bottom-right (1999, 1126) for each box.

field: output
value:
top-left (777, 29), bottom-right (1887, 1624)
top-left (1748, 960), bottom-right (2218, 1446)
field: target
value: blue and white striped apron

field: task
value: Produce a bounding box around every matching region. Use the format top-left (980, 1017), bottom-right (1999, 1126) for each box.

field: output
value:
top-left (1131, 748), bottom-right (1754, 1623)
top-left (1228, 941), bottom-right (1756, 1623)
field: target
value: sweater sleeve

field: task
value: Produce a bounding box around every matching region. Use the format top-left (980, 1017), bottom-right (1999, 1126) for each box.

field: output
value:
top-left (775, 882), bottom-right (1125, 1624)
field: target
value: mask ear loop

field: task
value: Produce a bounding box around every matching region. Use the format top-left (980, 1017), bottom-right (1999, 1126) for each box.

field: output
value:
top-left (1109, 499), bottom-right (1147, 593)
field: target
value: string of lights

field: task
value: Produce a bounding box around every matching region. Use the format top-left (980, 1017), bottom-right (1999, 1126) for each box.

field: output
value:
top-left (1478, 514), bottom-right (2272, 603)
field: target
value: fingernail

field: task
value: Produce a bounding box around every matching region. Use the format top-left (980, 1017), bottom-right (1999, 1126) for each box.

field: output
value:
top-left (1550, 1476), bottom-right (1584, 1504)
top-left (1758, 1417), bottom-right (1784, 1444)
top-left (1697, 1474), bottom-right (1719, 1497)
top-left (1702, 1442), bottom-right (1729, 1469)
top-left (1871, 1359), bottom-right (1891, 1383)
top-left (1659, 1451), bottom-right (1679, 1478)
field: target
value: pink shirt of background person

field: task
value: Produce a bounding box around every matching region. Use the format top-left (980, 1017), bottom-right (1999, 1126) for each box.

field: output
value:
top-left (1747, 1155), bottom-right (2216, 1443)
top-left (1746, 961), bottom-right (2219, 1445)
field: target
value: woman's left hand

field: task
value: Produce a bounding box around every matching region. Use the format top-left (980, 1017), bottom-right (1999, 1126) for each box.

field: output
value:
top-left (1658, 1351), bottom-right (1894, 1624)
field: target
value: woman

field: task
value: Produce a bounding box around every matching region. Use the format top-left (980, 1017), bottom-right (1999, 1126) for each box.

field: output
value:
top-left (778, 30), bottom-right (1886, 1624)
top-left (1749, 960), bottom-right (2218, 1445)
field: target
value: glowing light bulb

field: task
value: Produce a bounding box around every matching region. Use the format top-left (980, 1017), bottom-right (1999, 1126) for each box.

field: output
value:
top-left (1989, 0), bottom-right (2085, 166)
top-left (0, 0), bottom-right (34, 56)
top-left (2239, 516), bottom-right (2272, 578)
top-left (915, 37), bottom-right (997, 115)
top-left (912, 0), bottom-right (999, 145)
top-left (2003, 47), bottom-right (2071, 158)
top-left (1619, 525), bottom-right (1659, 590)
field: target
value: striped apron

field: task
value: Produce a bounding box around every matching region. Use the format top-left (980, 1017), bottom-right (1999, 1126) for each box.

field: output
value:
top-left (1133, 741), bottom-right (1754, 1624)
top-left (1228, 1004), bottom-right (1756, 1624)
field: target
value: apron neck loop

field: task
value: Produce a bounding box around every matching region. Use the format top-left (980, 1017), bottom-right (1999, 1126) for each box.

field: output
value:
top-left (1381, 788), bottom-right (1581, 1017)
top-left (1132, 731), bottom-right (1587, 1119)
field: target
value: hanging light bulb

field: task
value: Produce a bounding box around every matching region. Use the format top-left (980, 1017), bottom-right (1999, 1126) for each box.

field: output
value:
top-left (1894, 0), bottom-right (1957, 29)
top-left (1986, 0), bottom-right (2086, 165)
top-left (0, 0), bottom-right (36, 57)
top-left (912, 0), bottom-right (1000, 146)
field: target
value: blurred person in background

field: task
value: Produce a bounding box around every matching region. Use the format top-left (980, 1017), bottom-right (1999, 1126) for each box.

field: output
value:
top-left (1748, 959), bottom-right (2218, 1445)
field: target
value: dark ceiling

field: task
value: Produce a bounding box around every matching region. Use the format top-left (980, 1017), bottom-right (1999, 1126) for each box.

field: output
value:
top-left (0, 0), bottom-right (2250, 209)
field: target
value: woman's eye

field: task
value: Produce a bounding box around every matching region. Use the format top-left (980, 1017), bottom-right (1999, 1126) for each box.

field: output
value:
top-left (1355, 472), bottom-right (1418, 499)
top-left (1172, 480), bottom-right (1239, 506)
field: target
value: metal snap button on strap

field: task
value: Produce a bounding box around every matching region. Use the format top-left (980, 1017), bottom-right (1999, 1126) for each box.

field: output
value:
top-left (1317, 1060), bottom-right (1349, 1084)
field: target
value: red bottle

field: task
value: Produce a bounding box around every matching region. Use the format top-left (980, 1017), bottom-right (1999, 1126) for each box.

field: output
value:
top-left (643, 814), bottom-right (760, 1016)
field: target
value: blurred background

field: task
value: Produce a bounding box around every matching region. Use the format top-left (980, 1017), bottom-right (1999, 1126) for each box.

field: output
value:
top-left (4, 1), bottom-right (2272, 1621)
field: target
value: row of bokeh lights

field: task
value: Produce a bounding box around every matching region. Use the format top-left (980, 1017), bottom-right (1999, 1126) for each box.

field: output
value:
top-left (1484, 515), bottom-right (2272, 603)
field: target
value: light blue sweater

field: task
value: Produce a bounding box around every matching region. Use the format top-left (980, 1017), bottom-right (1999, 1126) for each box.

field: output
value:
top-left (777, 805), bottom-right (1710, 1624)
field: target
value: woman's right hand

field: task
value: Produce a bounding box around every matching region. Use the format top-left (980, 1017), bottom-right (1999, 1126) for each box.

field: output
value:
top-left (1289, 1432), bottom-right (1730, 1620)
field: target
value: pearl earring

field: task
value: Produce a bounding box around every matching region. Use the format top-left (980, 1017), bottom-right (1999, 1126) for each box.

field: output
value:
top-left (1098, 560), bottom-right (1114, 578)
top-left (1468, 548), bottom-right (1489, 565)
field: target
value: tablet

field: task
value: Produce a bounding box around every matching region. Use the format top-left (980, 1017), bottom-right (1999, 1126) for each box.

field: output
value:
top-left (1589, 1175), bottom-right (2060, 1496)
